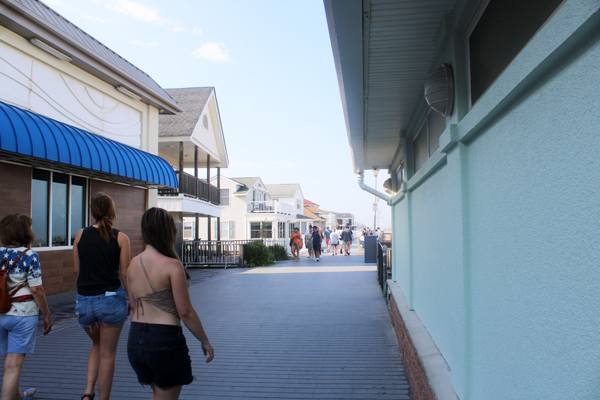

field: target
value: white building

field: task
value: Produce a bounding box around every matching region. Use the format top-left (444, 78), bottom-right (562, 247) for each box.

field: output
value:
top-left (193, 177), bottom-right (302, 244)
top-left (157, 87), bottom-right (228, 247)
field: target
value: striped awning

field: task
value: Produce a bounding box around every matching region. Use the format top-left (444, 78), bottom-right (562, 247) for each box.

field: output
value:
top-left (0, 100), bottom-right (178, 188)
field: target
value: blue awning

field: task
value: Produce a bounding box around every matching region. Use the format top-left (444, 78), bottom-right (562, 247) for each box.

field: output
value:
top-left (0, 100), bottom-right (178, 188)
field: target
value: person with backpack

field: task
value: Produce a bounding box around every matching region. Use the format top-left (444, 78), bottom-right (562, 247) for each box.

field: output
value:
top-left (73, 193), bottom-right (132, 400)
top-left (0, 213), bottom-right (52, 400)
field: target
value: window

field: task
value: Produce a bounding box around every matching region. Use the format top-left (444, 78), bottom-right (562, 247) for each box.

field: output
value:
top-left (228, 221), bottom-right (235, 239)
top-left (278, 222), bottom-right (285, 238)
top-left (31, 169), bottom-right (88, 247)
top-left (468, 0), bottom-right (563, 105)
top-left (296, 199), bottom-right (301, 209)
top-left (183, 221), bottom-right (194, 240)
top-left (250, 222), bottom-right (272, 239)
top-left (413, 109), bottom-right (446, 172)
top-left (203, 115), bottom-right (209, 129)
top-left (220, 189), bottom-right (230, 206)
top-left (301, 222), bottom-right (307, 233)
top-left (395, 160), bottom-right (406, 189)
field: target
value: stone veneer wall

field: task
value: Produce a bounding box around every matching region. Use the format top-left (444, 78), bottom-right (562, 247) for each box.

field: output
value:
top-left (389, 293), bottom-right (434, 400)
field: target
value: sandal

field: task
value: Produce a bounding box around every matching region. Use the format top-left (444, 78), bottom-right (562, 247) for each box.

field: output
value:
top-left (81, 394), bottom-right (95, 400)
top-left (22, 388), bottom-right (36, 399)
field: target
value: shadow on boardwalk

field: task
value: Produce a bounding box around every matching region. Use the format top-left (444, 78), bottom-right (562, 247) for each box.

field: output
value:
top-left (4, 246), bottom-right (412, 399)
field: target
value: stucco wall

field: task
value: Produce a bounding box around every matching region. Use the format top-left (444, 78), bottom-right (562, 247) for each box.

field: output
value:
top-left (390, 1), bottom-right (600, 399)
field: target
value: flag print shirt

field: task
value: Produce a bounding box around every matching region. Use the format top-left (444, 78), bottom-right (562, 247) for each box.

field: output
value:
top-left (0, 247), bottom-right (42, 316)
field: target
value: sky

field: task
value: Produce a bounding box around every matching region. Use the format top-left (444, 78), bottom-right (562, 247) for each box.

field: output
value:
top-left (43, 0), bottom-right (391, 229)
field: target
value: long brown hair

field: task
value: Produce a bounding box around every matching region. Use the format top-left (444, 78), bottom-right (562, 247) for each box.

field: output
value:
top-left (90, 192), bottom-right (116, 243)
top-left (141, 207), bottom-right (179, 260)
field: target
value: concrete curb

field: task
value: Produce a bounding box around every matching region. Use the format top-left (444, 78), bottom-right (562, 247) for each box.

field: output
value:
top-left (387, 280), bottom-right (460, 400)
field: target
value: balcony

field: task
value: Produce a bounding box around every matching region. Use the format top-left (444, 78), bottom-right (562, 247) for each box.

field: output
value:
top-left (158, 171), bottom-right (220, 205)
top-left (248, 200), bottom-right (294, 215)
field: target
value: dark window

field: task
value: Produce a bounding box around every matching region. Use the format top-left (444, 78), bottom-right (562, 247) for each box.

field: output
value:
top-left (413, 109), bottom-right (447, 173)
top-left (251, 222), bottom-right (272, 239)
top-left (469, 0), bottom-right (563, 104)
top-left (31, 169), bottom-right (88, 248)
top-left (70, 177), bottom-right (87, 244)
top-left (31, 170), bottom-right (49, 247)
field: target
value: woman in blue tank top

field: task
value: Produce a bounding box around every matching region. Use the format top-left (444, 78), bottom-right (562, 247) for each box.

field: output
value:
top-left (72, 193), bottom-right (131, 400)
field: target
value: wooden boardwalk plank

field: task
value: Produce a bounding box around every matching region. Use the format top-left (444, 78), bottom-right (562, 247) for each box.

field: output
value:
top-left (1, 252), bottom-right (412, 399)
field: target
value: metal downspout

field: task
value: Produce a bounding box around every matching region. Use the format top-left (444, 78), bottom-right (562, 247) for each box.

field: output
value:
top-left (357, 172), bottom-right (391, 203)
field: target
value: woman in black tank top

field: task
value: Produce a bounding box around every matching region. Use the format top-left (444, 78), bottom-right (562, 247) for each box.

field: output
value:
top-left (73, 193), bottom-right (131, 400)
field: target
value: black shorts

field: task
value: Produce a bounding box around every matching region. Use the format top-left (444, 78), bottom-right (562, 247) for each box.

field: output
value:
top-left (127, 322), bottom-right (194, 390)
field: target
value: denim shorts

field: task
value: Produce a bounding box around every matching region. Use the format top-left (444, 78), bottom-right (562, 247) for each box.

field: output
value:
top-left (75, 286), bottom-right (128, 327)
top-left (0, 315), bottom-right (38, 355)
top-left (127, 322), bottom-right (194, 390)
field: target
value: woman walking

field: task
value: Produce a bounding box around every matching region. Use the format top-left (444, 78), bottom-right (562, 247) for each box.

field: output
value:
top-left (330, 229), bottom-right (340, 256)
top-left (289, 227), bottom-right (303, 262)
top-left (127, 207), bottom-right (214, 400)
top-left (73, 193), bottom-right (131, 400)
top-left (0, 214), bottom-right (52, 400)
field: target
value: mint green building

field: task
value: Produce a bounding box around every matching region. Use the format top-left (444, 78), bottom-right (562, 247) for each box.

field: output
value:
top-left (325, 0), bottom-right (600, 399)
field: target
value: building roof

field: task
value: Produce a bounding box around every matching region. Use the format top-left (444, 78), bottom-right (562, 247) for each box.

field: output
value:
top-left (324, 0), bottom-right (456, 172)
top-left (264, 184), bottom-right (299, 197)
top-left (0, 0), bottom-right (182, 114)
top-left (304, 199), bottom-right (319, 206)
top-left (306, 205), bottom-right (323, 215)
top-left (159, 88), bottom-right (214, 137)
top-left (304, 208), bottom-right (323, 220)
top-left (231, 177), bottom-right (260, 193)
top-left (336, 213), bottom-right (354, 219)
top-left (296, 214), bottom-right (312, 220)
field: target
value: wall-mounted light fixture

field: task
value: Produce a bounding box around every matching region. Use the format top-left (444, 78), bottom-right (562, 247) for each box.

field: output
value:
top-left (30, 38), bottom-right (72, 62)
top-left (115, 85), bottom-right (142, 101)
top-left (424, 63), bottom-right (454, 116)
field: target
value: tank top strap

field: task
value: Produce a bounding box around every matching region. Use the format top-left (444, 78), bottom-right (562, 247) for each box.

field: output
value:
top-left (139, 254), bottom-right (156, 293)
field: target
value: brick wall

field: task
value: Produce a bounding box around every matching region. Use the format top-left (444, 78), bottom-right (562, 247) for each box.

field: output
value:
top-left (0, 163), bottom-right (31, 218)
top-left (89, 181), bottom-right (147, 258)
top-left (389, 293), bottom-right (434, 400)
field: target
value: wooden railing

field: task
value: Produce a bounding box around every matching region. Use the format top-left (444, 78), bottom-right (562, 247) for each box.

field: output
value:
top-left (158, 172), bottom-right (220, 205)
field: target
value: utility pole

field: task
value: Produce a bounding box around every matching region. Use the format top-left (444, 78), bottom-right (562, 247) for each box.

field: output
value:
top-left (373, 168), bottom-right (379, 231)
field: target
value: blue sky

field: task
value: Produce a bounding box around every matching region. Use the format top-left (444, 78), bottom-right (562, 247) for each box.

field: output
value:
top-left (44, 0), bottom-right (390, 228)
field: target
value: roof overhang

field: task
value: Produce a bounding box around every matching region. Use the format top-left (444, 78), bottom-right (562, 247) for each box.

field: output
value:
top-left (324, 0), bottom-right (456, 173)
top-left (0, 100), bottom-right (178, 188)
top-left (0, 0), bottom-right (182, 114)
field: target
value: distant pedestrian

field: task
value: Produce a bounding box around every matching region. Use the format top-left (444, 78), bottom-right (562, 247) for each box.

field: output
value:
top-left (0, 214), bottom-right (52, 400)
top-left (73, 193), bottom-right (131, 400)
top-left (289, 227), bottom-right (303, 262)
top-left (341, 226), bottom-right (353, 256)
top-left (324, 227), bottom-right (332, 252)
top-left (330, 229), bottom-right (340, 256)
top-left (305, 226), bottom-right (314, 260)
top-left (127, 208), bottom-right (214, 399)
top-left (312, 226), bottom-right (322, 261)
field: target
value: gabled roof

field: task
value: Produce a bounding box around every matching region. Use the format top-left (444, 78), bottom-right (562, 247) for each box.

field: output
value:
top-left (304, 208), bottom-right (324, 220)
top-left (159, 88), bottom-right (214, 137)
top-left (0, 0), bottom-right (182, 114)
top-left (304, 199), bottom-right (319, 206)
top-left (265, 184), bottom-right (299, 198)
top-left (231, 177), bottom-right (260, 193)
top-left (306, 205), bottom-right (323, 215)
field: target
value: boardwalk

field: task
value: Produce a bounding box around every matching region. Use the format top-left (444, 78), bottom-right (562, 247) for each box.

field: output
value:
top-left (6, 247), bottom-right (412, 399)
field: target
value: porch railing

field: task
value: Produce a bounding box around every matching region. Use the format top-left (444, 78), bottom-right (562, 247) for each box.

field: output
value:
top-left (158, 172), bottom-right (220, 205)
top-left (377, 242), bottom-right (392, 295)
top-left (182, 238), bottom-right (291, 268)
top-left (248, 201), bottom-right (294, 215)
top-left (182, 239), bottom-right (254, 268)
